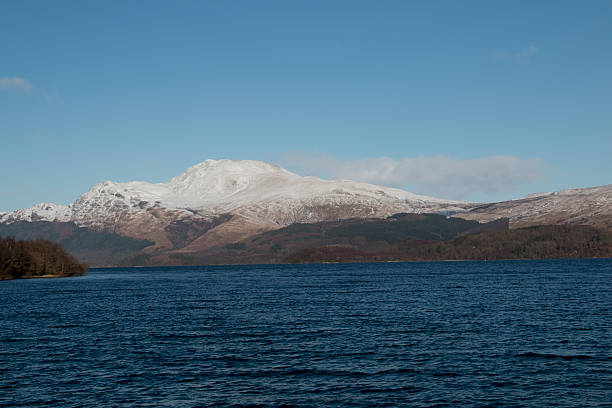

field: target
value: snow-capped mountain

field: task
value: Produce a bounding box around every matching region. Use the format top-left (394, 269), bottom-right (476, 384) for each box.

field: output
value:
top-left (72, 159), bottom-right (463, 223)
top-left (3, 160), bottom-right (611, 253)
top-left (457, 184), bottom-right (612, 230)
top-left (0, 203), bottom-right (72, 224)
top-left (1, 160), bottom-right (466, 249)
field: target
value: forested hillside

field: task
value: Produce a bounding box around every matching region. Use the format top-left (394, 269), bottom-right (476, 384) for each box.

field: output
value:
top-left (284, 225), bottom-right (612, 263)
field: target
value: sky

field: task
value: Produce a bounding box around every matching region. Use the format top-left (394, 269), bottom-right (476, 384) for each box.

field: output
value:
top-left (1, 0), bottom-right (611, 212)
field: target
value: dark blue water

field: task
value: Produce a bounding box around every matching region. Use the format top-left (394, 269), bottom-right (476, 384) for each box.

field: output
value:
top-left (1, 260), bottom-right (611, 407)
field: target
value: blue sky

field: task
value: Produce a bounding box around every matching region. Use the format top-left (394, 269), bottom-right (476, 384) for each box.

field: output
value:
top-left (1, 1), bottom-right (611, 211)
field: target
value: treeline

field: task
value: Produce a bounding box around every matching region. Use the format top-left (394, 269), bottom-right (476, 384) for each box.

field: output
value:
top-left (284, 225), bottom-right (612, 263)
top-left (0, 221), bottom-right (154, 266)
top-left (396, 225), bottom-right (612, 261)
top-left (0, 237), bottom-right (88, 280)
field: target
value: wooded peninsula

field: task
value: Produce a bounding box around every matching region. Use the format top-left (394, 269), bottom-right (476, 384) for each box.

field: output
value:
top-left (0, 237), bottom-right (88, 280)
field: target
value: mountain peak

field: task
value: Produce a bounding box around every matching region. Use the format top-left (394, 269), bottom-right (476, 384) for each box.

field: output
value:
top-left (167, 159), bottom-right (299, 198)
top-left (176, 159), bottom-right (294, 178)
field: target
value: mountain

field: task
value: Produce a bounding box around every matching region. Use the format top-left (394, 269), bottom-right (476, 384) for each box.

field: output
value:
top-left (456, 184), bottom-right (612, 230)
top-left (0, 203), bottom-right (72, 224)
top-left (1, 160), bottom-right (466, 254)
top-left (1, 159), bottom-right (610, 266)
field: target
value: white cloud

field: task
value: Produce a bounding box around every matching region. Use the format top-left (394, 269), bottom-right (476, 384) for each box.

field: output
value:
top-left (495, 45), bottom-right (539, 62)
top-left (0, 77), bottom-right (33, 92)
top-left (283, 153), bottom-right (545, 200)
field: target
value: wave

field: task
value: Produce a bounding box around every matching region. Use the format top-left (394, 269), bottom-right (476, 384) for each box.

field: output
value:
top-left (515, 352), bottom-right (593, 361)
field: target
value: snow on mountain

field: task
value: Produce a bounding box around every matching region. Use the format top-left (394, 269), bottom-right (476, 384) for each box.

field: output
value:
top-left (457, 184), bottom-right (612, 229)
top-left (5, 160), bottom-right (610, 237)
top-left (0, 203), bottom-right (72, 224)
top-left (66, 159), bottom-right (465, 228)
top-left (2, 160), bottom-right (465, 234)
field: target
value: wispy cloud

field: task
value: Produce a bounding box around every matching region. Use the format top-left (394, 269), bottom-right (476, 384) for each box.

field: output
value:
top-left (283, 153), bottom-right (545, 200)
top-left (495, 45), bottom-right (539, 62)
top-left (0, 77), bottom-right (33, 92)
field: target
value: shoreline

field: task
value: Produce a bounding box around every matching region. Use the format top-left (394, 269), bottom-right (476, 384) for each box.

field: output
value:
top-left (89, 256), bottom-right (612, 270)
top-left (0, 273), bottom-right (87, 281)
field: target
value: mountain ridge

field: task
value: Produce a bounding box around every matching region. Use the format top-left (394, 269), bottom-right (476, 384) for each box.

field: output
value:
top-left (2, 160), bottom-right (611, 260)
top-left (1, 159), bottom-right (465, 228)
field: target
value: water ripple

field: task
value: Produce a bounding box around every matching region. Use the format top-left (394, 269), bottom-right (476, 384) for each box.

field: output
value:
top-left (1, 259), bottom-right (611, 407)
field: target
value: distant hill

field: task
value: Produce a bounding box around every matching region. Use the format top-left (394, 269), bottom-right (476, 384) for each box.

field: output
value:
top-left (456, 184), bottom-right (612, 230)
